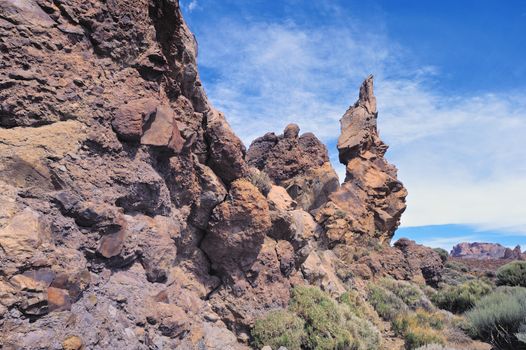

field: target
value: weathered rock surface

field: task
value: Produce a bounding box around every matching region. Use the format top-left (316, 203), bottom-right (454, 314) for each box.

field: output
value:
top-left (247, 124), bottom-right (340, 211)
top-left (201, 179), bottom-right (271, 276)
top-left (0, 0), bottom-right (438, 347)
top-left (320, 75), bottom-right (407, 244)
top-left (393, 238), bottom-right (444, 286)
top-left (451, 242), bottom-right (524, 260)
top-left (0, 0), bottom-right (249, 348)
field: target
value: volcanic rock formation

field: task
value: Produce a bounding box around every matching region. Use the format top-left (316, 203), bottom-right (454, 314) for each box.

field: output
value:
top-left (247, 124), bottom-right (340, 212)
top-left (0, 0), bottom-right (249, 348)
top-left (0, 0), bottom-right (439, 348)
top-left (292, 76), bottom-right (408, 250)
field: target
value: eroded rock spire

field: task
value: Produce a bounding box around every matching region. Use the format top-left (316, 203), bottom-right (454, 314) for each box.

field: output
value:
top-left (319, 76), bottom-right (407, 244)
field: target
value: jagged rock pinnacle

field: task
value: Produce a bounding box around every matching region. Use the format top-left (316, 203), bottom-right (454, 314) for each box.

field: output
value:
top-left (358, 74), bottom-right (377, 114)
top-left (337, 75), bottom-right (383, 165)
top-left (321, 76), bottom-right (407, 244)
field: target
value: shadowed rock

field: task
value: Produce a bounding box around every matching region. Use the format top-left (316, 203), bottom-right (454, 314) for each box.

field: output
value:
top-left (247, 124), bottom-right (340, 211)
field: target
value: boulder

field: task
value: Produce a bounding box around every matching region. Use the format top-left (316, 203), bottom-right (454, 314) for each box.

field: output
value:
top-left (201, 179), bottom-right (271, 276)
top-left (141, 105), bottom-right (185, 152)
top-left (247, 124), bottom-right (339, 211)
top-left (267, 185), bottom-right (296, 211)
top-left (112, 98), bottom-right (158, 141)
top-left (205, 109), bottom-right (249, 183)
top-left (0, 208), bottom-right (49, 261)
top-left (394, 238), bottom-right (444, 286)
top-left (301, 250), bottom-right (346, 296)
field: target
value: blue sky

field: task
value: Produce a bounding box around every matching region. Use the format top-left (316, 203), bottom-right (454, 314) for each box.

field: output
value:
top-left (181, 0), bottom-right (526, 251)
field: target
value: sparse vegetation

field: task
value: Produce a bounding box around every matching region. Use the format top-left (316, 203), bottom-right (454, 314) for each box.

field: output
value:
top-left (433, 248), bottom-right (449, 263)
top-left (345, 313), bottom-right (382, 350)
top-left (496, 261), bottom-right (526, 287)
top-left (517, 323), bottom-right (526, 344)
top-left (246, 167), bottom-right (273, 195)
top-left (339, 290), bottom-right (380, 325)
top-left (466, 286), bottom-right (526, 350)
top-left (445, 260), bottom-right (469, 273)
top-left (377, 278), bottom-right (435, 311)
top-left (404, 327), bottom-right (446, 350)
top-left (368, 284), bottom-right (408, 321)
top-left (431, 280), bottom-right (492, 313)
top-left (251, 310), bottom-right (305, 350)
top-left (392, 309), bottom-right (446, 350)
top-left (289, 286), bottom-right (353, 349)
top-left (415, 344), bottom-right (459, 350)
top-left (252, 286), bottom-right (381, 350)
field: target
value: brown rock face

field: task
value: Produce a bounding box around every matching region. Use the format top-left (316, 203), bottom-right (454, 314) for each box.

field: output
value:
top-left (393, 238), bottom-right (444, 286)
top-left (201, 179), bottom-right (271, 276)
top-left (247, 124), bottom-right (340, 211)
top-left (0, 0), bottom-right (250, 348)
top-left (451, 242), bottom-right (522, 260)
top-left (319, 76), bottom-right (407, 244)
top-left (0, 0), bottom-right (428, 346)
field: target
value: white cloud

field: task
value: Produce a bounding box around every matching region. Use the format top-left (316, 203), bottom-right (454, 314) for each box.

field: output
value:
top-left (185, 0), bottom-right (198, 12)
top-left (193, 15), bottom-right (526, 235)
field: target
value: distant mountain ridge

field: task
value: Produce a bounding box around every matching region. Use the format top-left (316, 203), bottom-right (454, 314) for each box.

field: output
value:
top-left (451, 242), bottom-right (524, 260)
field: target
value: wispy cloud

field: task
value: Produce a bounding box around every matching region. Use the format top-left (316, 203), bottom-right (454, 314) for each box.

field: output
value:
top-left (183, 0), bottom-right (199, 12)
top-left (193, 11), bottom-right (526, 235)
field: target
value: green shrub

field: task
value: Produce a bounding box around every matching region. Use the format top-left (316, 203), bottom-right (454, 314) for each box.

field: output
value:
top-left (378, 279), bottom-right (434, 311)
top-left (368, 284), bottom-right (408, 321)
top-left (431, 280), bottom-right (492, 313)
top-left (445, 261), bottom-right (469, 273)
top-left (433, 248), bottom-right (449, 263)
top-left (339, 290), bottom-right (380, 325)
top-left (289, 286), bottom-right (353, 349)
top-left (252, 286), bottom-right (382, 350)
top-left (466, 286), bottom-right (526, 350)
top-left (251, 309), bottom-right (305, 349)
top-left (345, 313), bottom-right (382, 350)
top-left (392, 309), bottom-right (445, 336)
top-left (496, 261), bottom-right (526, 287)
top-left (404, 327), bottom-right (445, 350)
top-left (391, 308), bottom-right (447, 349)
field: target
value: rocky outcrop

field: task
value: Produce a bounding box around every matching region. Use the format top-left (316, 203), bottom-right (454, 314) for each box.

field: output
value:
top-left (247, 124), bottom-right (340, 211)
top-left (503, 245), bottom-right (524, 260)
top-left (451, 242), bottom-right (523, 260)
top-left (0, 0), bottom-right (252, 348)
top-left (393, 239), bottom-right (444, 286)
top-left (0, 0), bottom-right (436, 347)
top-left (318, 76), bottom-right (407, 244)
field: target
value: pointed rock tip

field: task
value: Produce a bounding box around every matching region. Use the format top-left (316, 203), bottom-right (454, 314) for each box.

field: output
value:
top-left (357, 74), bottom-right (376, 113)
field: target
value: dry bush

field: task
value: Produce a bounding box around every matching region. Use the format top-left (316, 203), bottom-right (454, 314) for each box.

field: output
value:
top-left (246, 167), bottom-right (273, 195)
top-left (466, 286), bottom-right (526, 350)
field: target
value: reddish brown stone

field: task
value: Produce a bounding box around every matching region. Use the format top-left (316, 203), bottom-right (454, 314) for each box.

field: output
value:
top-left (47, 287), bottom-right (71, 312)
top-left (112, 98), bottom-right (158, 141)
top-left (247, 125), bottom-right (339, 211)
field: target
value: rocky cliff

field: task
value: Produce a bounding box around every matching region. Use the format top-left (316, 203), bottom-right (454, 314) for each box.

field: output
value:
top-left (451, 242), bottom-right (524, 260)
top-left (0, 1), bottom-right (442, 349)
